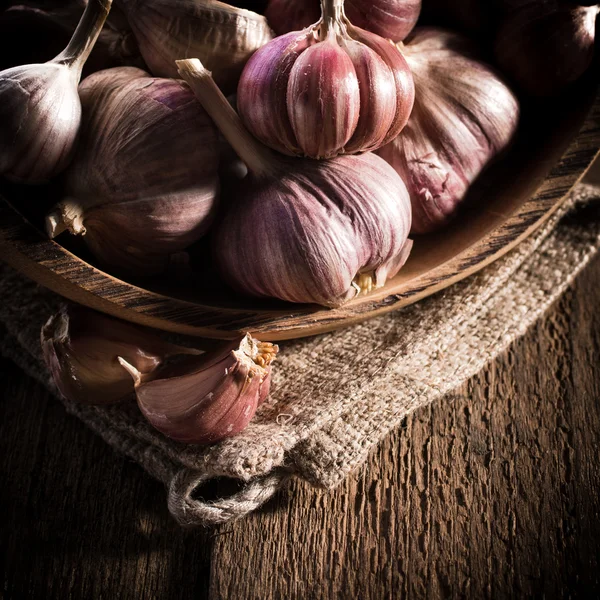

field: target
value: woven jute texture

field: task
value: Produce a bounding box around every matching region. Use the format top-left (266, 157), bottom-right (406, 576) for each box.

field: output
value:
top-left (1, 183), bottom-right (599, 526)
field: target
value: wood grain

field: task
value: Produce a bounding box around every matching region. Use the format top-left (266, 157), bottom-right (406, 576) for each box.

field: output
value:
top-left (2, 239), bottom-right (599, 599)
top-left (1, 81), bottom-right (598, 342)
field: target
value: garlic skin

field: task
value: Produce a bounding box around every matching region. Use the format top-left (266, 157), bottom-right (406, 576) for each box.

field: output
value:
top-left (119, 335), bottom-right (278, 445)
top-left (41, 306), bottom-right (200, 406)
top-left (115, 0), bottom-right (273, 93)
top-left (178, 58), bottom-right (413, 308)
top-left (495, 3), bottom-right (598, 96)
top-left (377, 28), bottom-right (520, 235)
top-left (265, 0), bottom-right (422, 42)
top-left (0, 0), bottom-right (112, 183)
top-left (46, 67), bottom-right (220, 276)
top-left (238, 0), bottom-right (415, 159)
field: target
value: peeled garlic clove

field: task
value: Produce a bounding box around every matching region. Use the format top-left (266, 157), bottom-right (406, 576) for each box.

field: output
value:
top-left (265, 0), bottom-right (421, 42)
top-left (119, 335), bottom-right (279, 445)
top-left (115, 0), bottom-right (273, 94)
top-left (238, 0), bottom-right (414, 159)
top-left (495, 3), bottom-right (598, 96)
top-left (41, 306), bottom-right (200, 405)
top-left (46, 67), bottom-right (220, 276)
top-left (377, 28), bottom-right (520, 235)
top-left (0, 0), bottom-right (112, 183)
top-left (178, 58), bottom-right (413, 308)
top-left (287, 36), bottom-right (360, 159)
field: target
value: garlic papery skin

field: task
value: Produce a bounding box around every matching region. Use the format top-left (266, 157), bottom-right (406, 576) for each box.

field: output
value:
top-left (237, 0), bottom-right (415, 159)
top-left (495, 3), bottom-right (599, 97)
top-left (46, 67), bottom-right (220, 277)
top-left (0, 0), bottom-right (112, 183)
top-left (178, 58), bottom-right (413, 307)
top-left (114, 0), bottom-right (273, 94)
top-left (41, 306), bottom-right (201, 406)
top-left (265, 0), bottom-right (422, 42)
top-left (377, 28), bottom-right (520, 235)
top-left (119, 335), bottom-right (279, 445)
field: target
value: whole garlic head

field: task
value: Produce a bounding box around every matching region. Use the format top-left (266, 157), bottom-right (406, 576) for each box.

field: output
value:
top-left (237, 0), bottom-right (415, 159)
top-left (377, 28), bottom-right (520, 234)
top-left (47, 67), bottom-right (220, 276)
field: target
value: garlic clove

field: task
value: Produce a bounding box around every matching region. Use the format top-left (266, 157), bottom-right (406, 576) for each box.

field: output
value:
top-left (46, 66), bottom-right (220, 276)
top-left (344, 39), bottom-right (397, 154)
top-left (349, 26), bottom-right (415, 147)
top-left (116, 0), bottom-right (274, 94)
top-left (119, 334), bottom-right (279, 445)
top-left (237, 31), bottom-right (312, 156)
top-left (287, 37), bottom-right (360, 159)
top-left (41, 306), bottom-right (201, 406)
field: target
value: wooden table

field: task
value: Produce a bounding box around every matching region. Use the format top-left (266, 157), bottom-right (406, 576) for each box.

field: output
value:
top-left (2, 166), bottom-right (600, 599)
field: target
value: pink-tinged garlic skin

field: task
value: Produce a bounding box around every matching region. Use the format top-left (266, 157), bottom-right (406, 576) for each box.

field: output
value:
top-left (237, 3), bottom-right (415, 159)
top-left (115, 0), bottom-right (273, 94)
top-left (0, 64), bottom-right (81, 183)
top-left (377, 28), bottom-right (519, 235)
top-left (121, 335), bottom-right (278, 445)
top-left (265, 0), bottom-right (421, 42)
top-left (40, 306), bottom-right (197, 405)
top-left (50, 67), bottom-right (220, 276)
top-left (495, 4), bottom-right (598, 97)
top-left (214, 153), bottom-right (413, 307)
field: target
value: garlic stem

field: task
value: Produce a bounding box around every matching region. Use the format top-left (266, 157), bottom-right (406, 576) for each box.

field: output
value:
top-left (51, 0), bottom-right (113, 75)
top-left (320, 0), bottom-right (346, 36)
top-left (176, 58), bottom-right (277, 179)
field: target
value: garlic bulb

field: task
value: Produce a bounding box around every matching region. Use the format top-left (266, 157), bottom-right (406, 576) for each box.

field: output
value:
top-left (238, 0), bottom-right (415, 159)
top-left (265, 0), bottom-right (421, 42)
top-left (119, 334), bottom-right (278, 445)
top-left (114, 0), bottom-right (273, 93)
top-left (495, 3), bottom-right (598, 96)
top-left (178, 58), bottom-right (413, 307)
top-left (41, 306), bottom-right (200, 405)
top-left (377, 28), bottom-right (520, 234)
top-left (0, 0), bottom-right (112, 183)
top-left (46, 67), bottom-right (220, 276)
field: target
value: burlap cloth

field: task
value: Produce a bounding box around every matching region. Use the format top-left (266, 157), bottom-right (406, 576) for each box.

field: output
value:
top-left (1, 182), bottom-right (600, 527)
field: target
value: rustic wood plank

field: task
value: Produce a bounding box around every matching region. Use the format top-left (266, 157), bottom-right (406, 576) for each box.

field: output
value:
top-left (208, 254), bottom-right (600, 600)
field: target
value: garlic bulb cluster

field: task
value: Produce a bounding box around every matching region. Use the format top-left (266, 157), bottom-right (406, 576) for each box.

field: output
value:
top-left (46, 67), bottom-right (220, 276)
top-left (265, 0), bottom-right (422, 42)
top-left (0, 0), bottom-right (112, 183)
top-left (114, 0), bottom-right (273, 93)
top-left (238, 0), bottom-right (415, 159)
top-left (495, 3), bottom-right (598, 96)
top-left (120, 334), bottom-right (278, 445)
top-left (178, 58), bottom-right (413, 307)
top-left (377, 28), bottom-right (520, 234)
top-left (41, 306), bottom-right (200, 405)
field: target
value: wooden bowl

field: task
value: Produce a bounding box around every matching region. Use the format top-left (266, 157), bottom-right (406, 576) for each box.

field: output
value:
top-left (1, 81), bottom-right (599, 342)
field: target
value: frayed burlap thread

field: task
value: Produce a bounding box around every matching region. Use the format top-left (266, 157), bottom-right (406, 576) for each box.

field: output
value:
top-left (1, 183), bottom-right (599, 526)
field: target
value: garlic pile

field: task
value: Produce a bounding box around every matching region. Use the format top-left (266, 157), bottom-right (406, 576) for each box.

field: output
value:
top-left (178, 57), bottom-right (413, 307)
top-left (46, 67), bottom-right (220, 276)
top-left (114, 0), bottom-right (273, 93)
top-left (265, 0), bottom-right (422, 42)
top-left (42, 306), bottom-right (277, 445)
top-left (0, 0), bottom-right (112, 183)
top-left (377, 28), bottom-right (520, 234)
top-left (237, 0), bottom-right (415, 158)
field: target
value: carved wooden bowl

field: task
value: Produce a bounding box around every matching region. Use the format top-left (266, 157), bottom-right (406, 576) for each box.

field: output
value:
top-left (1, 80), bottom-right (598, 341)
